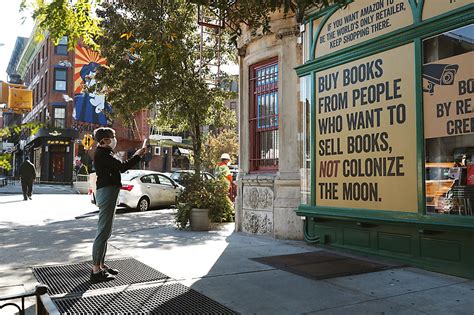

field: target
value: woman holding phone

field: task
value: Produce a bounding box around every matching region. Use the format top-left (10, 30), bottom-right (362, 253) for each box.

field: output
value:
top-left (90, 127), bottom-right (146, 282)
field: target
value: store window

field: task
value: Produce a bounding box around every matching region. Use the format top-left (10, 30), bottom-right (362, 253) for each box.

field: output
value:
top-left (55, 36), bottom-right (68, 55)
top-left (54, 68), bottom-right (67, 91)
top-left (54, 107), bottom-right (66, 128)
top-left (423, 24), bottom-right (474, 216)
top-left (249, 58), bottom-right (279, 171)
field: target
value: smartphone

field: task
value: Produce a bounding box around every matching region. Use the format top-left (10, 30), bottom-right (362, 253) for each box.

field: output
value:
top-left (142, 138), bottom-right (148, 148)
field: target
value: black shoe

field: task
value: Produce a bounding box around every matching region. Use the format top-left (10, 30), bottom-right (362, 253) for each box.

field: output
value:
top-left (90, 270), bottom-right (115, 283)
top-left (23, 197), bottom-right (28, 201)
top-left (28, 196), bottom-right (32, 200)
top-left (104, 267), bottom-right (119, 275)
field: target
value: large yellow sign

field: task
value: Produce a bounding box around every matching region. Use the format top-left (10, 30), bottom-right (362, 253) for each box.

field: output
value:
top-left (422, 0), bottom-right (472, 21)
top-left (8, 88), bottom-right (32, 113)
top-left (0, 81), bottom-right (9, 104)
top-left (315, 43), bottom-right (417, 212)
top-left (423, 51), bottom-right (474, 139)
top-left (0, 81), bottom-right (33, 113)
top-left (316, 0), bottom-right (412, 57)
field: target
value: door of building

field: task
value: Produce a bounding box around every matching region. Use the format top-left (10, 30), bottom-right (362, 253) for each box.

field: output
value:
top-left (49, 146), bottom-right (66, 182)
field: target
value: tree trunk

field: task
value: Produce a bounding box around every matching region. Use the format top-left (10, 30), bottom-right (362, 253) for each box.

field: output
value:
top-left (192, 120), bottom-right (202, 181)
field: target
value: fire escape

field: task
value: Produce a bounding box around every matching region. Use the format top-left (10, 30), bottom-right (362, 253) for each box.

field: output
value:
top-left (197, 5), bottom-right (225, 87)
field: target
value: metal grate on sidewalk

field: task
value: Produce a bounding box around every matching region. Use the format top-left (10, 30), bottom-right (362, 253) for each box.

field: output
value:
top-left (252, 250), bottom-right (402, 280)
top-left (33, 258), bottom-right (169, 295)
top-left (33, 258), bottom-right (238, 314)
top-left (54, 283), bottom-right (237, 314)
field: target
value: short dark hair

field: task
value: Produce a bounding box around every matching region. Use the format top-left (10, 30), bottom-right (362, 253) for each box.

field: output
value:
top-left (94, 127), bottom-right (115, 144)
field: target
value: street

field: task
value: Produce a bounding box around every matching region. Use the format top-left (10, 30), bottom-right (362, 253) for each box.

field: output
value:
top-left (0, 189), bottom-right (97, 227)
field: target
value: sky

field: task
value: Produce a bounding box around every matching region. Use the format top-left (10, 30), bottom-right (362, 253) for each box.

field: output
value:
top-left (0, 0), bottom-right (34, 82)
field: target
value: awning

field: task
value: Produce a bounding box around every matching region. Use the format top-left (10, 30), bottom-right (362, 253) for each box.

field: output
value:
top-left (173, 147), bottom-right (190, 157)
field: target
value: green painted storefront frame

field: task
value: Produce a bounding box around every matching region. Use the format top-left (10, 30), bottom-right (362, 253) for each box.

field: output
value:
top-left (295, 1), bottom-right (474, 278)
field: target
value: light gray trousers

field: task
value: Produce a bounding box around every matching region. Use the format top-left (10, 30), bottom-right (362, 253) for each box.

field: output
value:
top-left (92, 186), bottom-right (120, 265)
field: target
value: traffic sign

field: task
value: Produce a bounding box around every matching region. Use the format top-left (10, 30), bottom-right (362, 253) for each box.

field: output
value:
top-left (82, 134), bottom-right (94, 150)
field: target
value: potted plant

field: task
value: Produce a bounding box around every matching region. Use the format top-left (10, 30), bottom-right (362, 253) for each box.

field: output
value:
top-left (176, 174), bottom-right (234, 231)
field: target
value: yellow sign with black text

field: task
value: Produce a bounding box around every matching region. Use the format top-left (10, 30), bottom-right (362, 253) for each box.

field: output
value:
top-left (315, 43), bottom-right (417, 212)
top-left (422, 0), bottom-right (472, 21)
top-left (423, 51), bottom-right (474, 139)
top-left (316, 0), bottom-right (413, 57)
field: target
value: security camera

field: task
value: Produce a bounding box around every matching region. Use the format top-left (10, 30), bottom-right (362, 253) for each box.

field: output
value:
top-left (423, 64), bottom-right (459, 95)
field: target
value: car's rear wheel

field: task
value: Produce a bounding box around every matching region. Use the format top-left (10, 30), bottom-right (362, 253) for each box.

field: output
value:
top-left (137, 197), bottom-right (150, 212)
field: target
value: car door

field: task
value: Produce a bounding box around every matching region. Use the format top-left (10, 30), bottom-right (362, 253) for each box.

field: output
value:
top-left (140, 174), bottom-right (161, 207)
top-left (155, 174), bottom-right (178, 206)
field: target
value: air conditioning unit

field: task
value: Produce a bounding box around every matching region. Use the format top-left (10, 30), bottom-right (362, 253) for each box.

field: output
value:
top-left (154, 146), bottom-right (161, 156)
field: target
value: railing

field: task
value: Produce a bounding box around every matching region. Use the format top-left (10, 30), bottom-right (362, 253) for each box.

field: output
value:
top-left (0, 284), bottom-right (59, 315)
top-left (0, 176), bottom-right (20, 186)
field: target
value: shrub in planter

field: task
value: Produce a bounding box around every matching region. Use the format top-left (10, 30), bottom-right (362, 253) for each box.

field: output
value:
top-left (175, 173), bottom-right (234, 229)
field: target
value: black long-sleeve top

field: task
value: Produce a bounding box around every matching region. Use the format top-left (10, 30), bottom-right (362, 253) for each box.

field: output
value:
top-left (94, 146), bottom-right (141, 189)
top-left (20, 161), bottom-right (36, 181)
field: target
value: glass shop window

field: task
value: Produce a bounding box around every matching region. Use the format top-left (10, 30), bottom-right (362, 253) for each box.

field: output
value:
top-left (423, 24), bottom-right (474, 216)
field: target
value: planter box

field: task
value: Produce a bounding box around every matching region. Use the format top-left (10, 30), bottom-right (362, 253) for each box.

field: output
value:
top-left (190, 208), bottom-right (210, 231)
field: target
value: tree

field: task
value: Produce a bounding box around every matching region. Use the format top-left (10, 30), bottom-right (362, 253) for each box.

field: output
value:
top-left (202, 129), bottom-right (239, 171)
top-left (19, 0), bottom-right (344, 174)
top-left (22, 0), bottom-right (344, 50)
top-left (0, 122), bottom-right (42, 171)
top-left (93, 0), bottom-right (233, 177)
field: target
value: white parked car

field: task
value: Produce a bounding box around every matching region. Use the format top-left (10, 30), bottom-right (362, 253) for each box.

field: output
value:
top-left (89, 170), bottom-right (183, 211)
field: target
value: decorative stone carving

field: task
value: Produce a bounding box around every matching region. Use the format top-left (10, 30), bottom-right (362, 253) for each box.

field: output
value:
top-left (243, 186), bottom-right (273, 211)
top-left (242, 210), bottom-right (273, 235)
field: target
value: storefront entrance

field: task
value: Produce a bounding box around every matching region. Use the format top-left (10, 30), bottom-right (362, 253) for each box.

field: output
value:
top-left (49, 146), bottom-right (66, 182)
top-left (296, 1), bottom-right (473, 279)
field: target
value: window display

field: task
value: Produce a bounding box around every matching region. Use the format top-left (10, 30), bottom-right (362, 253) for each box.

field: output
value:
top-left (423, 24), bottom-right (474, 216)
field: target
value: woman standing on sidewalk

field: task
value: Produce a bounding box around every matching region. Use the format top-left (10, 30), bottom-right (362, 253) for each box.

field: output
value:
top-left (90, 127), bottom-right (146, 282)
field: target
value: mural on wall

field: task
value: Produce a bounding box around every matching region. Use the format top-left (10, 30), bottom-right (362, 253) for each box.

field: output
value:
top-left (74, 45), bottom-right (111, 126)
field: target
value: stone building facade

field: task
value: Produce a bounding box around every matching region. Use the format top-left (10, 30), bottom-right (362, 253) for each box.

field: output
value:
top-left (236, 12), bottom-right (304, 239)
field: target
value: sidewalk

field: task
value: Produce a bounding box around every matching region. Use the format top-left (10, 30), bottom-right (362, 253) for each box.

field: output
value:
top-left (0, 183), bottom-right (76, 195)
top-left (1, 209), bottom-right (473, 314)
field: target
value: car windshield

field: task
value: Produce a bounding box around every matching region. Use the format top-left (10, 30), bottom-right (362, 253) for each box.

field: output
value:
top-left (425, 167), bottom-right (451, 180)
top-left (170, 173), bottom-right (182, 180)
top-left (122, 171), bottom-right (147, 181)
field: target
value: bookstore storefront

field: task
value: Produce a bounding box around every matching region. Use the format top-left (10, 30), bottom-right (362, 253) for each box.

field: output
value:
top-left (296, 0), bottom-right (473, 278)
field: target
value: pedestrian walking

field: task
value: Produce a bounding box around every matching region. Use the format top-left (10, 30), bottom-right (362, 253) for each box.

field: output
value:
top-left (90, 127), bottom-right (146, 283)
top-left (19, 157), bottom-right (36, 201)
